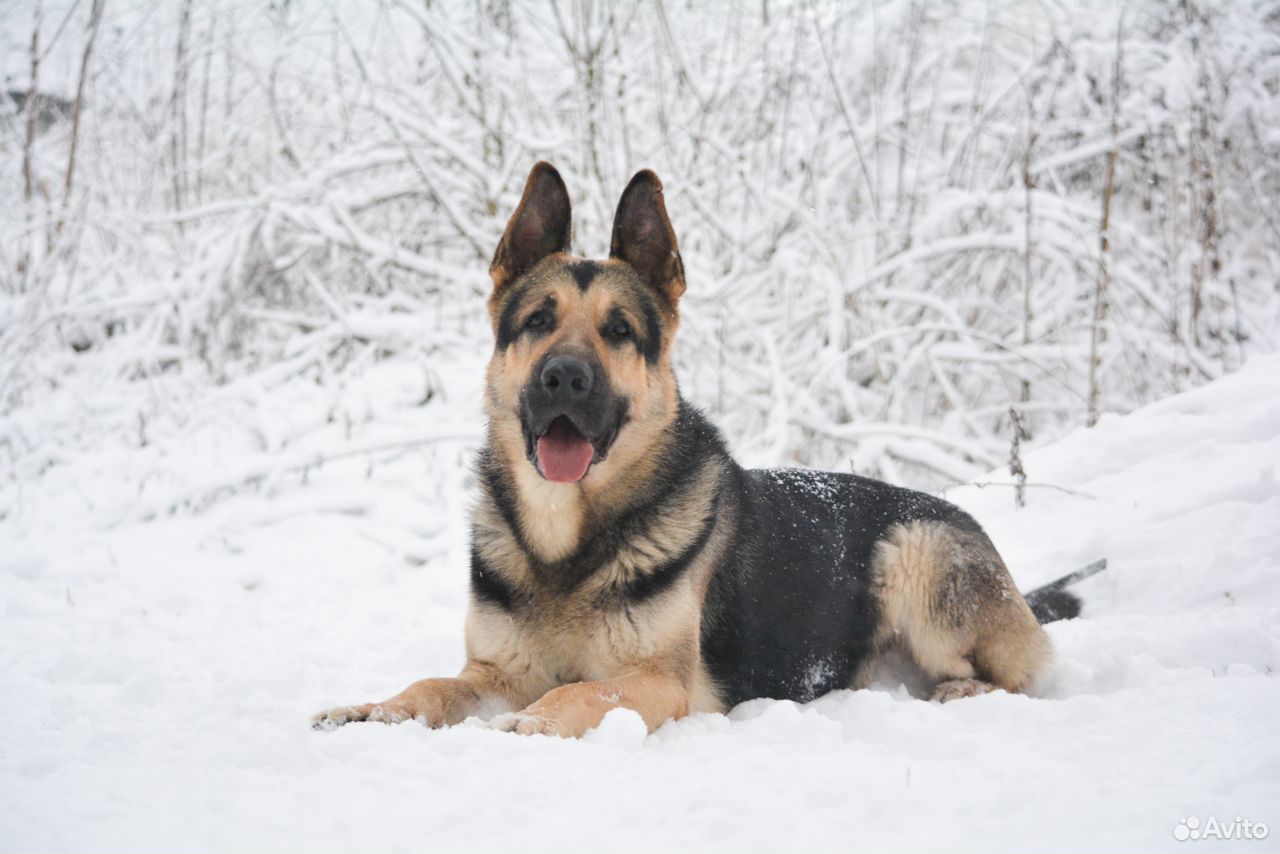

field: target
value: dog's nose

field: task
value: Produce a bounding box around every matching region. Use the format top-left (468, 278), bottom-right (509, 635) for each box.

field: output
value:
top-left (540, 355), bottom-right (593, 398)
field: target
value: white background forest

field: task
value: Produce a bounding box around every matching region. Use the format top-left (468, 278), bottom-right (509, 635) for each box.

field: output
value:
top-left (2, 1), bottom-right (1279, 851)
top-left (4, 0), bottom-right (1278, 488)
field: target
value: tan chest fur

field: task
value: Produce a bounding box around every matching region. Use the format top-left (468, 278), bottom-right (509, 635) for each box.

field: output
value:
top-left (464, 589), bottom-right (701, 708)
top-left (466, 457), bottom-right (728, 711)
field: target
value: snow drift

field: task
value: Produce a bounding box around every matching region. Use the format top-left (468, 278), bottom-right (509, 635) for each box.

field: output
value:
top-left (2, 351), bottom-right (1277, 852)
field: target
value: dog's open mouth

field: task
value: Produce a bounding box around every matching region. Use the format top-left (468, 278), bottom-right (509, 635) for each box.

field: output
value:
top-left (525, 413), bottom-right (624, 483)
top-left (536, 416), bottom-right (594, 483)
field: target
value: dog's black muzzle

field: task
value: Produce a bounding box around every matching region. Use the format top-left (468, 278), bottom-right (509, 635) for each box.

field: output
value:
top-left (520, 352), bottom-right (628, 471)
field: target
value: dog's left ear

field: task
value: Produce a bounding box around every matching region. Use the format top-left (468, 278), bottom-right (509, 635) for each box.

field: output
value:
top-left (610, 170), bottom-right (686, 306)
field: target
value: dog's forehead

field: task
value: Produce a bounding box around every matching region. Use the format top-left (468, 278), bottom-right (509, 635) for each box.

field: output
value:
top-left (566, 258), bottom-right (605, 290)
top-left (522, 256), bottom-right (649, 310)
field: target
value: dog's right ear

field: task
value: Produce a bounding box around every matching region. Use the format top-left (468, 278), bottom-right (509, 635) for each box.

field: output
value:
top-left (489, 162), bottom-right (572, 292)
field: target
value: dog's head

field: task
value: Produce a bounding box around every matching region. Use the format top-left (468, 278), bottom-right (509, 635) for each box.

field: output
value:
top-left (484, 162), bottom-right (685, 486)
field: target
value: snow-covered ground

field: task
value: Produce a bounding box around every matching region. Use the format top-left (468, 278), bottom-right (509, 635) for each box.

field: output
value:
top-left (2, 350), bottom-right (1279, 853)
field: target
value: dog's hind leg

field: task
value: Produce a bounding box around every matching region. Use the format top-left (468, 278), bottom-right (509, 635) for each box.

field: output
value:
top-left (872, 520), bottom-right (1051, 702)
top-left (931, 678), bottom-right (996, 702)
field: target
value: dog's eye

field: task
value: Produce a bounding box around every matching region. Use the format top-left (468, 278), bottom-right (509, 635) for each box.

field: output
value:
top-left (609, 319), bottom-right (631, 339)
top-left (525, 311), bottom-right (548, 331)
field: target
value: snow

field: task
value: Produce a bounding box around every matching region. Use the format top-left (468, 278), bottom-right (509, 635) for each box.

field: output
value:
top-left (3, 349), bottom-right (1279, 852)
top-left (9, 0), bottom-right (1280, 492)
top-left (5, 0), bottom-right (1279, 846)
top-left (583, 708), bottom-right (650, 751)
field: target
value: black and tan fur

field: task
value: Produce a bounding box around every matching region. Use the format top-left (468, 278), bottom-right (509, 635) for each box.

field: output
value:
top-left (313, 163), bottom-right (1086, 738)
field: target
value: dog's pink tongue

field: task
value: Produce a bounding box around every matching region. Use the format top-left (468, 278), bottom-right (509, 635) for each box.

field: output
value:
top-left (537, 418), bottom-right (593, 483)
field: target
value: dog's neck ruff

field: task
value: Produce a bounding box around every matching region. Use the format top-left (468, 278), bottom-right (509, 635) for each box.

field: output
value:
top-left (476, 398), bottom-right (728, 599)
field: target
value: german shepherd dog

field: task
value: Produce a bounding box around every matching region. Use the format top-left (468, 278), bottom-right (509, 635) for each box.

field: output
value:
top-left (314, 163), bottom-right (1094, 737)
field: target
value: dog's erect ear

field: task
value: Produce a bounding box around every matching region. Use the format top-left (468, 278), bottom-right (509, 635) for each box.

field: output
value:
top-left (489, 162), bottom-right (572, 292)
top-left (609, 170), bottom-right (686, 306)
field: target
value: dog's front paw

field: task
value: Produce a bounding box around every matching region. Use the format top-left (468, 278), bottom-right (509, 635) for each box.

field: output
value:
top-left (491, 712), bottom-right (568, 737)
top-left (312, 678), bottom-right (482, 730)
top-left (311, 702), bottom-right (413, 730)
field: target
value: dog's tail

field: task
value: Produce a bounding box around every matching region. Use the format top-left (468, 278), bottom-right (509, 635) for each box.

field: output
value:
top-left (1023, 558), bottom-right (1107, 624)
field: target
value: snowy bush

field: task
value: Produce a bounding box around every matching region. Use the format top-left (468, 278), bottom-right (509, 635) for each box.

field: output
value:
top-left (3, 0), bottom-right (1278, 494)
